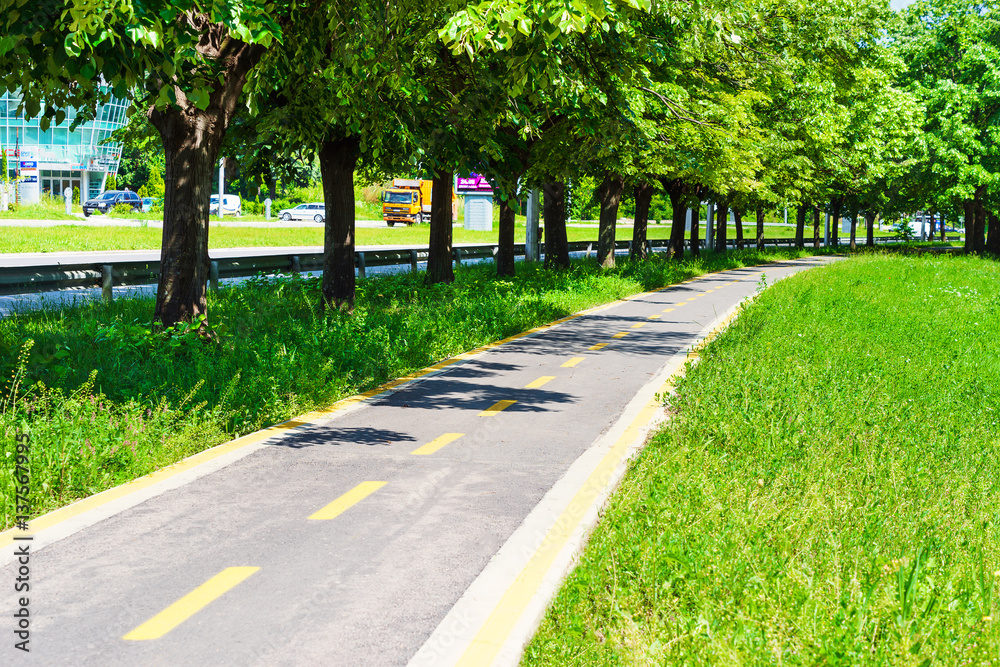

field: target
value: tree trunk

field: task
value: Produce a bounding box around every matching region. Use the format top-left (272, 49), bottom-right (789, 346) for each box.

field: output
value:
top-left (755, 206), bottom-right (765, 251)
top-left (715, 199), bottom-right (728, 252)
top-left (973, 186), bottom-right (987, 253)
top-left (831, 197), bottom-right (842, 247)
top-left (667, 183), bottom-right (686, 260)
top-left (631, 182), bottom-right (653, 260)
top-left (813, 206), bottom-right (821, 249)
top-left (928, 211), bottom-right (936, 239)
top-left (795, 205), bottom-right (807, 249)
top-left (849, 203), bottom-right (859, 250)
top-left (596, 173), bottom-right (624, 268)
top-left (496, 194), bottom-right (517, 277)
top-left (865, 211), bottom-right (875, 247)
top-left (734, 208), bottom-right (744, 250)
top-left (940, 213), bottom-right (946, 241)
top-left (987, 211), bottom-right (1000, 256)
top-left (543, 181), bottom-right (569, 269)
top-left (148, 37), bottom-right (264, 330)
top-left (963, 199), bottom-right (975, 252)
top-left (425, 170), bottom-right (454, 284)
top-left (319, 136), bottom-right (360, 310)
top-left (151, 117), bottom-right (215, 330)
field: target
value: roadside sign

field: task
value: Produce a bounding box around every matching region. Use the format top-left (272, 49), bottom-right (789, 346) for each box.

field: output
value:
top-left (456, 173), bottom-right (493, 194)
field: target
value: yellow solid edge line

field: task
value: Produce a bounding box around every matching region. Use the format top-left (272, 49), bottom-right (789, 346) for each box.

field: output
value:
top-left (0, 261), bottom-right (778, 549)
top-left (612, 332), bottom-right (628, 339)
top-left (479, 400), bottom-right (516, 417)
top-left (123, 566), bottom-right (259, 641)
top-left (309, 481), bottom-right (387, 520)
top-left (560, 357), bottom-right (585, 368)
top-left (456, 299), bottom-right (751, 666)
top-left (457, 388), bottom-right (666, 666)
top-left (524, 376), bottom-right (556, 390)
top-left (411, 433), bottom-right (465, 456)
top-left (588, 342), bottom-right (608, 351)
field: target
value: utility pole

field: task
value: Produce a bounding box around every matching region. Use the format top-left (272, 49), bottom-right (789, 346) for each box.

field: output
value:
top-left (218, 158), bottom-right (225, 217)
top-left (525, 187), bottom-right (541, 262)
top-left (706, 202), bottom-right (715, 251)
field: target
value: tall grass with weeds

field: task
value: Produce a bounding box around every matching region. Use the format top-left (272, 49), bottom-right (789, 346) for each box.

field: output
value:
top-left (524, 254), bottom-right (1000, 666)
top-left (0, 248), bottom-right (811, 529)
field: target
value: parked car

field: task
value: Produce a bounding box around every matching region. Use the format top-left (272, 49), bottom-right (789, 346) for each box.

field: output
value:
top-left (278, 202), bottom-right (325, 223)
top-left (141, 196), bottom-right (162, 213)
top-left (210, 194), bottom-right (242, 216)
top-left (82, 190), bottom-right (142, 217)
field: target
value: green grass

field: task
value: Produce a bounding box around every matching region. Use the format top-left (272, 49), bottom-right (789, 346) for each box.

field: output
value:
top-left (523, 254), bottom-right (1000, 666)
top-left (0, 222), bottom-right (807, 254)
top-left (0, 200), bottom-right (78, 221)
top-left (0, 248), bottom-right (820, 529)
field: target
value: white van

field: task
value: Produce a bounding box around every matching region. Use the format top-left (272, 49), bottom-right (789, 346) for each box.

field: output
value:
top-left (211, 194), bottom-right (242, 216)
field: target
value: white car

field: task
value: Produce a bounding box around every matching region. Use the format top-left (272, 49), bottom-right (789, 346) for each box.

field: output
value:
top-left (210, 194), bottom-right (242, 216)
top-left (278, 202), bottom-right (326, 222)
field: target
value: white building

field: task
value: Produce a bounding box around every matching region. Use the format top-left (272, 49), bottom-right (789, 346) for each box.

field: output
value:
top-left (1, 90), bottom-right (126, 203)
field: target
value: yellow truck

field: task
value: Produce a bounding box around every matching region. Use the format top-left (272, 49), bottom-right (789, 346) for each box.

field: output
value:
top-left (382, 178), bottom-right (433, 226)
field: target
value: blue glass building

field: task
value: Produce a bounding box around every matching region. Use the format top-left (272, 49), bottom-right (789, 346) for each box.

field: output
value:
top-left (1, 91), bottom-right (127, 202)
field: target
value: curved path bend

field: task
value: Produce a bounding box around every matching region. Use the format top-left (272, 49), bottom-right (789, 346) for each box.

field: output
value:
top-left (1, 256), bottom-right (834, 666)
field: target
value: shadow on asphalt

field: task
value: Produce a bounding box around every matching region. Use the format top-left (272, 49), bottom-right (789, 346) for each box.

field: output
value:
top-left (275, 426), bottom-right (418, 449)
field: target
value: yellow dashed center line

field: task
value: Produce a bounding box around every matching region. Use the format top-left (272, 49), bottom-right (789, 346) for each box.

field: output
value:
top-left (309, 481), bottom-right (387, 520)
top-left (686, 297), bottom-right (698, 301)
top-left (561, 357), bottom-right (585, 368)
top-left (631, 323), bottom-right (645, 329)
top-left (588, 342), bottom-right (608, 351)
top-left (524, 376), bottom-right (556, 389)
top-left (480, 400), bottom-right (516, 417)
top-left (411, 433), bottom-right (464, 456)
top-left (647, 314), bottom-right (661, 320)
top-left (123, 567), bottom-right (260, 641)
top-left (662, 308), bottom-right (675, 313)
top-left (612, 332), bottom-right (629, 339)
top-left (674, 302), bottom-right (687, 307)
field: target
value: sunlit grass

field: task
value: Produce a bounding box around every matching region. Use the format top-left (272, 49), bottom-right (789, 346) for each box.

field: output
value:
top-left (524, 254), bottom-right (1000, 666)
top-left (0, 222), bottom-right (812, 253)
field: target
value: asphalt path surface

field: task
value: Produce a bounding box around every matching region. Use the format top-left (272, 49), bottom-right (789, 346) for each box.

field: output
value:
top-left (1, 257), bottom-right (834, 665)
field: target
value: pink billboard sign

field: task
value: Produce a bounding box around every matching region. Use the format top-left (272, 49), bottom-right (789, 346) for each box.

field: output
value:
top-left (456, 173), bottom-right (493, 193)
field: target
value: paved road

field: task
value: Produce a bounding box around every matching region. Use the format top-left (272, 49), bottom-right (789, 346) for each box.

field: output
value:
top-left (0, 257), bottom-right (834, 665)
top-left (0, 245), bottom-right (629, 316)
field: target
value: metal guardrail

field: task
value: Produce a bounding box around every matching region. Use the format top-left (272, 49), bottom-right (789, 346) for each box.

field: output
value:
top-left (0, 235), bottom-right (927, 301)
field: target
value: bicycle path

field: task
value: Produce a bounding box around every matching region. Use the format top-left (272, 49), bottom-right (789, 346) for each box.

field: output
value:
top-left (1, 256), bottom-right (834, 665)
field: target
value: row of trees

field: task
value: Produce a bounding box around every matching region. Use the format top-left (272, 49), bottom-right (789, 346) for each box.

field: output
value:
top-left (0, 0), bottom-right (995, 329)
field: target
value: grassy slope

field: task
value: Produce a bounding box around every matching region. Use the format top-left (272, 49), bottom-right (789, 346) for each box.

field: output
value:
top-left (0, 223), bottom-right (814, 254)
top-left (523, 254), bottom-right (1000, 666)
top-left (0, 248), bottom-right (816, 529)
